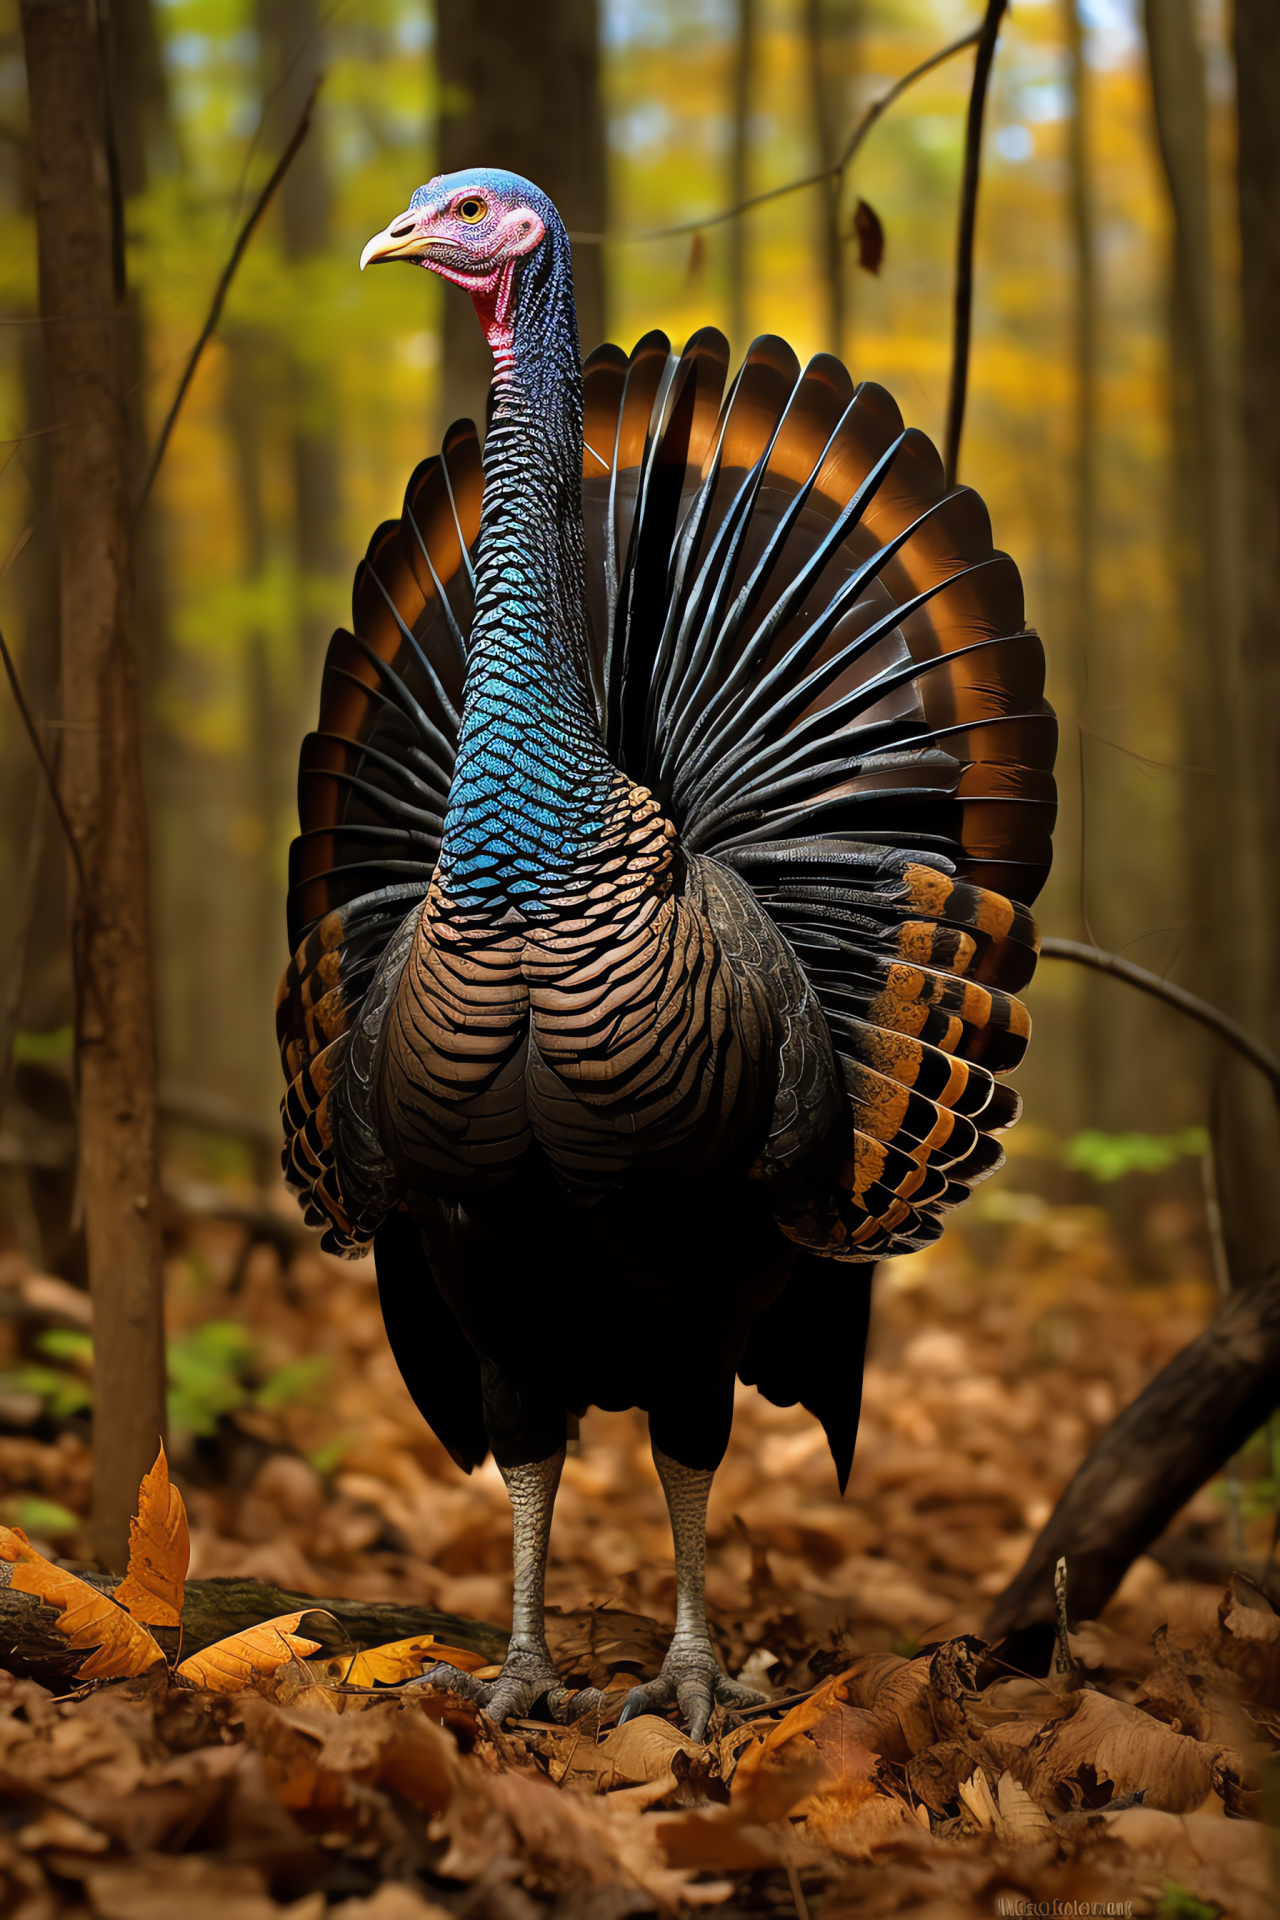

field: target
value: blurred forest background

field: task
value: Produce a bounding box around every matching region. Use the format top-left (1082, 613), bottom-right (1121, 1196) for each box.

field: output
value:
top-left (0, 1), bottom-right (1272, 1324)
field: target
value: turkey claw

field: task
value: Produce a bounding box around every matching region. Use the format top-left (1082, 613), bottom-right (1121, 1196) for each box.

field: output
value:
top-left (414, 1656), bottom-right (606, 1727)
top-left (618, 1644), bottom-right (767, 1744)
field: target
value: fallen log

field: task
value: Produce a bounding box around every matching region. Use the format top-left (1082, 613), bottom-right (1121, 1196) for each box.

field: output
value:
top-left (984, 1268), bottom-right (1280, 1668)
top-left (0, 1572), bottom-right (508, 1690)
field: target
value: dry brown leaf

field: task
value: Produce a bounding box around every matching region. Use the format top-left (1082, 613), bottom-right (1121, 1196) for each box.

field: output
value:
top-left (1101, 1806), bottom-right (1273, 1920)
top-left (78, 1855), bottom-right (323, 1920)
top-left (994, 1770), bottom-right (1053, 1844)
top-left (318, 1634), bottom-right (488, 1687)
top-left (176, 1612), bottom-right (323, 1693)
top-left (729, 1725), bottom-right (832, 1826)
top-left (1016, 1688), bottom-right (1216, 1813)
top-left (0, 1525), bottom-right (164, 1680)
top-left (113, 1442), bottom-right (190, 1629)
top-left (329, 1889), bottom-right (455, 1920)
top-left (801, 1780), bottom-right (913, 1860)
top-left (544, 1606), bottom-right (667, 1688)
top-left (956, 1766), bottom-right (998, 1830)
top-left (1219, 1573), bottom-right (1280, 1645)
top-left (555, 1713), bottom-right (699, 1791)
top-left (654, 1806), bottom-right (781, 1873)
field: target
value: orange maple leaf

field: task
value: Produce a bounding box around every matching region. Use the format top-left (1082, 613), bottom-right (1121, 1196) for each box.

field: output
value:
top-left (319, 1633), bottom-right (491, 1687)
top-left (0, 1526), bottom-right (165, 1681)
top-left (113, 1441), bottom-right (190, 1629)
top-left (175, 1611), bottom-right (324, 1693)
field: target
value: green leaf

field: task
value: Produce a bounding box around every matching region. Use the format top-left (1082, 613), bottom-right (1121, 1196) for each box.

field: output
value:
top-left (308, 1432), bottom-right (355, 1476)
top-left (12, 1026), bottom-right (73, 1065)
top-left (256, 1355), bottom-right (331, 1410)
top-left (1, 1495), bottom-right (81, 1539)
top-left (0, 1365), bottom-right (93, 1418)
top-left (166, 1320), bottom-right (256, 1438)
top-left (1065, 1127), bottom-right (1209, 1183)
top-left (1156, 1882), bottom-right (1220, 1919)
top-left (35, 1329), bottom-right (93, 1368)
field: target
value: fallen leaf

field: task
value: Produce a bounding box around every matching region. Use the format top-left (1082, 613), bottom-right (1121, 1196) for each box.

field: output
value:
top-left (729, 1726), bottom-right (832, 1825)
top-left (176, 1612), bottom-right (323, 1693)
top-left (1016, 1688), bottom-right (1216, 1813)
top-left (957, 1766), bottom-right (998, 1830)
top-left (544, 1606), bottom-right (667, 1689)
top-left (555, 1713), bottom-right (700, 1791)
top-left (77, 1855), bottom-right (324, 1920)
top-left (994, 1770), bottom-right (1053, 1843)
top-left (318, 1634), bottom-right (489, 1687)
top-left (113, 1442), bottom-right (190, 1630)
top-left (801, 1780), bottom-right (913, 1860)
top-left (0, 1525), bottom-right (164, 1680)
top-left (1100, 1806), bottom-right (1273, 1920)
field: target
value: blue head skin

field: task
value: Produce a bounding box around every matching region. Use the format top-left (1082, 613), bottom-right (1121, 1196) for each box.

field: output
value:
top-left (363, 172), bottom-right (618, 917)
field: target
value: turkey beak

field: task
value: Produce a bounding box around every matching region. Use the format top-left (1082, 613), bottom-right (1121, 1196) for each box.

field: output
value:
top-left (360, 213), bottom-right (432, 270)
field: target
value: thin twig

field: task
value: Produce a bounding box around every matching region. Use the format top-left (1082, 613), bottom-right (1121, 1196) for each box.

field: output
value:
top-left (0, 775), bottom-right (48, 1119)
top-left (1051, 1557), bottom-right (1078, 1681)
top-left (135, 79), bottom-right (321, 512)
top-left (566, 27), bottom-right (982, 246)
top-left (0, 626), bottom-right (85, 899)
top-left (943, 0), bottom-right (1008, 487)
top-left (1038, 937), bottom-right (1280, 1102)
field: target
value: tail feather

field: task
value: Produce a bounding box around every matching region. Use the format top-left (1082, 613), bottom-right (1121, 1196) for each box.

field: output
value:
top-left (278, 327), bottom-right (1055, 1269)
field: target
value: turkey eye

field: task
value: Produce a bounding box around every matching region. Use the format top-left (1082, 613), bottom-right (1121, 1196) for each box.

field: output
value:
top-left (457, 197), bottom-right (487, 224)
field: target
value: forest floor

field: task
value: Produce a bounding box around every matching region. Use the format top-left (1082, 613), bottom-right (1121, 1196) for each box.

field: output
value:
top-left (0, 1175), bottom-right (1276, 1916)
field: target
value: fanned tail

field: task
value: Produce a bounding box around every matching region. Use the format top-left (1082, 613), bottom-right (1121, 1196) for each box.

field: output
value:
top-left (279, 328), bottom-right (1055, 1276)
top-left (582, 329), bottom-right (1056, 1262)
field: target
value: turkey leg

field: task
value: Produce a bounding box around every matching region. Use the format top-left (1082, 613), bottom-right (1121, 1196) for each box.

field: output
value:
top-left (418, 1445), bottom-right (604, 1722)
top-left (619, 1444), bottom-right (766, 1741)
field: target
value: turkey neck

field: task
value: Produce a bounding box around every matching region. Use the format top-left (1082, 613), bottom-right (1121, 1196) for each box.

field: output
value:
top-left (438, 223), bottom-right (620, 919)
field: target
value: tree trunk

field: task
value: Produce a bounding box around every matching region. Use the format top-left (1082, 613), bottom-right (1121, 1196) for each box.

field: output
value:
top-left (1230, 0), bottom-right (1280, 1286)
top-left (802, 0), bottom-right (842, 359)
top-left (19, 0), bottom-right (166, 1571)
top-left (258, 0), bottom-right (341, 713)
top-left (983, 1268), bottom-right (1280, 1667)
top-left (437, 0), bottom-right (606, 436)
top-left (727, 0), bottom-right (757, 357)
top-left (0, 1575), bottom-right (508, 1691)
top-left (1142, 0), bottom-right (1277, 1290)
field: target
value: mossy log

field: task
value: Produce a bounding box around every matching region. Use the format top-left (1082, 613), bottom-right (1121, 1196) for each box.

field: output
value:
top-left (0, 1571), bottom-right (508, 1690)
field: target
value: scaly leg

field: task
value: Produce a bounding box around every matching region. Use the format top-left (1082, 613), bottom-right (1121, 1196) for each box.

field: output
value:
top-left (418, 1446), bottom-right (606, 1723)
top-left (619, 1444), bottom-right (766, 1742)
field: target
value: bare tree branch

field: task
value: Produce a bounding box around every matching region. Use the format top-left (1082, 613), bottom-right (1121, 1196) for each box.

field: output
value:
top-left (1039, 936), bottom-right (1280, 1102)
top-left (0, 622), bottom-right (86, 900)
top-left (135, 78), bottom-right (321, 511)
top-left (944, 0), bottom-right (1008, 487)
top-left (567, 27), bottom-right (983, 245)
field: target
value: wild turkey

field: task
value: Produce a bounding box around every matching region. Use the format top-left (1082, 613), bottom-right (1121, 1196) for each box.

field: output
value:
top-left (277, 168), bottom-right (1056, 1734)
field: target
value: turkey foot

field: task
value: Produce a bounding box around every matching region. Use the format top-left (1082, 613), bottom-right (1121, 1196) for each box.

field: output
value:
top-left (418, 1647), bottom-right (606, 1725)
top-left (413, 1447), bottom-right (610, 1726)
top-left (619, 1639), bottom-right (766, 1743)
top-left (618, 1444), bottom-right (767, 1742)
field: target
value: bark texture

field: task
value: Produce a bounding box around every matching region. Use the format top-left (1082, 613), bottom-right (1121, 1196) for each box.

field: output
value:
top-left (437, 0), bottom-right (606, 432)
top-left (1228, 0), bottom-right (1280, 1287)
top-left (1143, 0), bottom-right (1279, 1291)
top-left (0, 1574), bottom-right (508, 1690)
top-left (983, 1271), bottom-right (1280, 1665)
top-left (19, 0), bottom-right (166, 1572)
